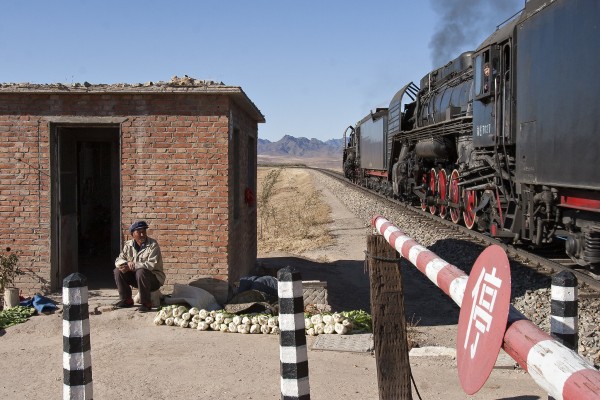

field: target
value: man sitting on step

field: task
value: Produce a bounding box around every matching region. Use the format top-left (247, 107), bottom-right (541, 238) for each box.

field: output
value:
top-left (113, 221), bottom-right (165, 312)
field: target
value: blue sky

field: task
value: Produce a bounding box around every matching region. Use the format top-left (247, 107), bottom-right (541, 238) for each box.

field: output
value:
top-left (1, 0), bottom-right (523, 142)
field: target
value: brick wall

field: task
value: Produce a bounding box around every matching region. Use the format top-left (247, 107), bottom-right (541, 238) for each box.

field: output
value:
top-left (228, 101), bottom-right (258, 284)
top-left (0, 91), bottom-right (259, 296)
top-left (0, 113), bottom-right (51, 293)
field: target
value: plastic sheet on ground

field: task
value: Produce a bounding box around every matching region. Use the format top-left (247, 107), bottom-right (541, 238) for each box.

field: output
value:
top-left (164, 283), bottom-right (221, 310)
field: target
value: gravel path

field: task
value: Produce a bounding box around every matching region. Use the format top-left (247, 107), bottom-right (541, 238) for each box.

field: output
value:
top-left (311, 170), bottom-right (600, 368)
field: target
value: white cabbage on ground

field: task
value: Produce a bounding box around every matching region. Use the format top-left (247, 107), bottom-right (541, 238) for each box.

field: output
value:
top-left (152, 305), bottom-right (371, 336)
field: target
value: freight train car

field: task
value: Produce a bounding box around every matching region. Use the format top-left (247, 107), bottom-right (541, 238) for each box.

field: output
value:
top-left (343, 0), bottom-right (600, 270)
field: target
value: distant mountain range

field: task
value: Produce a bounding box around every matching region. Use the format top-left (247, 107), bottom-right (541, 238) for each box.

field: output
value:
top-left (258, 135), bottom-right (343, 158)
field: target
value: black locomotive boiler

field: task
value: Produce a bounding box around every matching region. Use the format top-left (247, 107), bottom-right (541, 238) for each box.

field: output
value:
top-left (343, 0), bottom-right (600, 270)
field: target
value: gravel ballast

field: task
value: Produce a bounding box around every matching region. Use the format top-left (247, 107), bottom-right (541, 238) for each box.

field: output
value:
top-left (312, 170), bottom-right (600, 368)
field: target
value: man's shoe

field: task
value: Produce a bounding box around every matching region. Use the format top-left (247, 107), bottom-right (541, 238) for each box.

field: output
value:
top-left (114, 299), bottom-right (134, 308)
top-left (138, 303), bottom-right (152, 313)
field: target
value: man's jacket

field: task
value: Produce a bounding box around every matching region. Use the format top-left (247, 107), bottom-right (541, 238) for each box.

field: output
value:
top-left (115, 238), bottom-right (166, 285)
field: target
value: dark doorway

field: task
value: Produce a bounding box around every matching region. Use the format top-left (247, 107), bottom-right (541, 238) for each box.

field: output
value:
top-left (51, 126), bottom-right (120, 290)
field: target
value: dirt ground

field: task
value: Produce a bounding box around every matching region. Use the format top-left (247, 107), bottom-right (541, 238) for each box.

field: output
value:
top-left (0, 167), bottom-right (547, 399)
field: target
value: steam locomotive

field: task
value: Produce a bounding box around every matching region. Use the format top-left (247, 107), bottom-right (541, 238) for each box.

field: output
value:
top-left (343, 0), bottom-right (600, 270)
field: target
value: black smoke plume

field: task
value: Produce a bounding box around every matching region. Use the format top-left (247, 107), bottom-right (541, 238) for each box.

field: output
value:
top-left (428, 0), bottom-right (523, 68)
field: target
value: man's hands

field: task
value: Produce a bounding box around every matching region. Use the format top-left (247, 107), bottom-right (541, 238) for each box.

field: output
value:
top-left (118, 261), bottom-right (135, 272)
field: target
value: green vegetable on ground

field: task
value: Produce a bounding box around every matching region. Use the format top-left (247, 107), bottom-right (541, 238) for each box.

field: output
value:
top-left (341, 310), bottom-right (372, 333)
top-left (0, 306), bottom-right (35, 329)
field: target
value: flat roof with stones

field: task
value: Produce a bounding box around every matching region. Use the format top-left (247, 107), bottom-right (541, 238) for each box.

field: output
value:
top-left (0, 75), bottom-right (265, 123)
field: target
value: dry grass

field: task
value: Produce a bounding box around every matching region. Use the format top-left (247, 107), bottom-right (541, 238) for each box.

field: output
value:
top-left (257, 167), bottom-right (422, 346)
top-left (257, 167), bottom-right (333, 254)
top-left (406, 316), bottom-right (422, 350)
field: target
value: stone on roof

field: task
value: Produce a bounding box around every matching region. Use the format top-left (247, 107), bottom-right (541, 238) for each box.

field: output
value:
top-left (0, 75), bottom-right (265, 122)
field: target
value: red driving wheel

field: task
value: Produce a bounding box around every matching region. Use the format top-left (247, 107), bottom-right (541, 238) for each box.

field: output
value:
top-left (463, 189), bottom-right (478, 230)
top-left (449, 169), bottom-right (461, 224)
top-left (438, 169), bottom-right (448, 220)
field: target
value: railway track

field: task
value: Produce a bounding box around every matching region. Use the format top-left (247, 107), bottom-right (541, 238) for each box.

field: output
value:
top-left (313, 167), bottom-right (600, 295)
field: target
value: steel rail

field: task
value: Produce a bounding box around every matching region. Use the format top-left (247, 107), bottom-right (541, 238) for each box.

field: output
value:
top-left (312, 167), bottom-right (600, 294)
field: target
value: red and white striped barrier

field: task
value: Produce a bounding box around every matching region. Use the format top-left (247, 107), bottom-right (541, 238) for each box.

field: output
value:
top-left (372, 215), bottom-right (600, 400)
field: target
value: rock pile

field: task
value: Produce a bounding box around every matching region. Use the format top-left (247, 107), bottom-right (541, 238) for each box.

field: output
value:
top-left (0, 75), bottom-right (226, 90)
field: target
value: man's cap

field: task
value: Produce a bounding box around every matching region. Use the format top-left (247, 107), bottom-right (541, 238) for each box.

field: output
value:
top-left (129, 221), bottom-right (149, 233)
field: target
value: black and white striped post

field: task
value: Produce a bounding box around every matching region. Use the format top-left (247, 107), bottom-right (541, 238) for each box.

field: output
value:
top-left (63, 273), bottom-right (93, 399)
top-left (549, 270), bottom-right (578, 400)
top-left (550, 270), bottom-right (578, 349)
top-left (277, 267), bottom-right (310, 400)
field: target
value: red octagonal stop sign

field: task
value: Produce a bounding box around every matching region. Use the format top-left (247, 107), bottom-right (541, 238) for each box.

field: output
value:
top-left (457, 244), bottom-right (511, 395)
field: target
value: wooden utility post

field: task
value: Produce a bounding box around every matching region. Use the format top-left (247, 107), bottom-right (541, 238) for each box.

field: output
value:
top-left (367, 233), bottom-right (412, 400)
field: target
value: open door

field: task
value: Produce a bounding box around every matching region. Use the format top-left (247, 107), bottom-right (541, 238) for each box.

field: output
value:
top-left (51, 125), bottom-right (120, 290)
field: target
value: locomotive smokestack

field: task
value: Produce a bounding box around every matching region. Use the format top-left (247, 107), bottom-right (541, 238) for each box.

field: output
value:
top-left (428, 0), bottom-right (522, 68)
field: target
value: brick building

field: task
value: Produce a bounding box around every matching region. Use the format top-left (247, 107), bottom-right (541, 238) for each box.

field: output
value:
top-left (0, 78), bottom-right (265, 299)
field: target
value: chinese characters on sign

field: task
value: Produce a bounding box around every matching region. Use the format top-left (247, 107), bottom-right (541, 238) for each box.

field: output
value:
top-left (463, 267), bottom-right (503, 358)
top-left (456, 245), bottom-right (511, 395)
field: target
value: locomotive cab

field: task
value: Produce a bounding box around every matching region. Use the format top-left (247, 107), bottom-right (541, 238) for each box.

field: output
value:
top-left (472, 45), bottom-right (504, 149)
top-left (474, 48), bottom-right (498, 101)
top-left (457, 17), bottom-right (521, 237)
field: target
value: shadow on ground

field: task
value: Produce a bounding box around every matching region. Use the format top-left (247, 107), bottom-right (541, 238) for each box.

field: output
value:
top-left (257, 255), bottom-right (461, 326)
